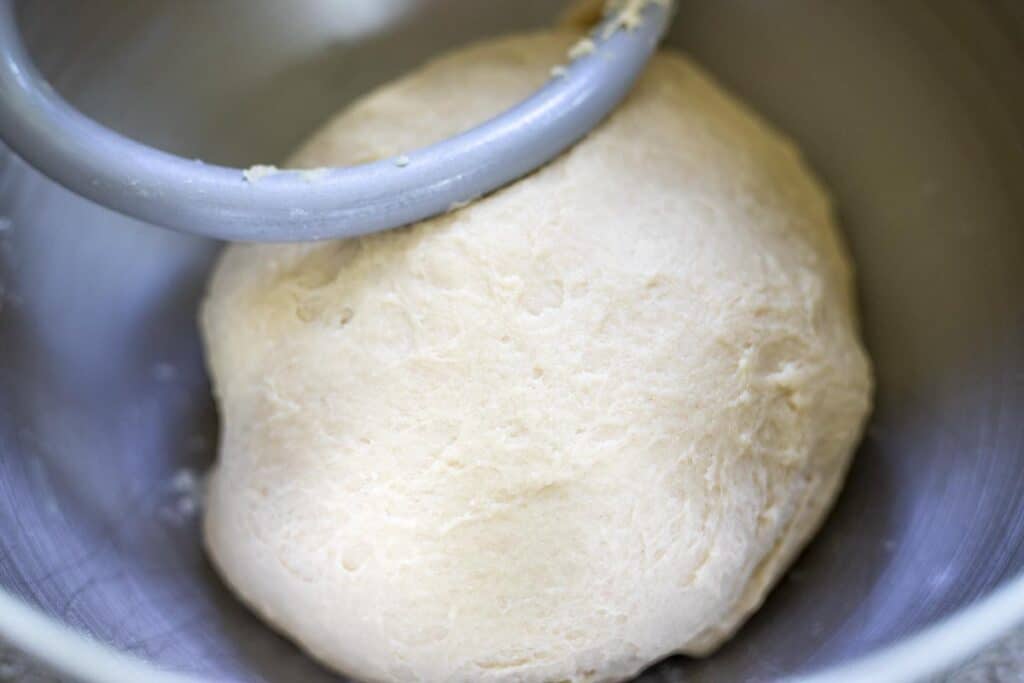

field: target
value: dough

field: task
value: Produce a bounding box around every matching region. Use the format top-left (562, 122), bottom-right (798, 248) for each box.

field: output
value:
top-left (201, 30), bottom-right (872, 683)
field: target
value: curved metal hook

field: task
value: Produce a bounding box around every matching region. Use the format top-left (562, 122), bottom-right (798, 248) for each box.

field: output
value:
top-left (0, 0), bottom-right (674, 242)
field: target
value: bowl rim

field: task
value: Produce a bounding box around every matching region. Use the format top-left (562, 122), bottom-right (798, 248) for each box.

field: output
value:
top-left (1, 571), bottom-right (1023, 683)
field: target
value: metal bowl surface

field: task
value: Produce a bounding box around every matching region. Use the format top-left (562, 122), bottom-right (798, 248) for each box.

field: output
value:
top-left (1, 2), bottom-right (1022, 681)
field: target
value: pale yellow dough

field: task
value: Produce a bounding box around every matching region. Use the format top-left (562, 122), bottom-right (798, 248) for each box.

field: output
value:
top-left (201, 31), bottom-right (873, 683)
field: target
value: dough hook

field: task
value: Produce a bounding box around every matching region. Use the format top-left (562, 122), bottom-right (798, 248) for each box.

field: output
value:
top-left (0, 0), bottom-right (674, 242)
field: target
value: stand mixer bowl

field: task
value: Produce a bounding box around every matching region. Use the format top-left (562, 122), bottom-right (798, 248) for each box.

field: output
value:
top-left (1, 1), bottom-right (1023, 681)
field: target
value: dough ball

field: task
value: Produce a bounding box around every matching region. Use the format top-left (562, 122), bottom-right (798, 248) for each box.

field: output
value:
top-left (201, 30), bottom-right (872, 683)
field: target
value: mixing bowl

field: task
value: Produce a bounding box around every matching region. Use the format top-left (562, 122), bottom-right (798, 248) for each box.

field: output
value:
top-left (1, 1), bottom-right (1022, 681)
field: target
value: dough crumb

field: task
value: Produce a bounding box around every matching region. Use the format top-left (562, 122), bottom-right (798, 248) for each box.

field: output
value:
top-left (300, 167), bottom-right (330, 183)
top-left (568, 37), bottom-right (597, 60)
top-left (603, 0), bottom-right (670, 37)
top-left (242, 164), bottom-right (280, 183)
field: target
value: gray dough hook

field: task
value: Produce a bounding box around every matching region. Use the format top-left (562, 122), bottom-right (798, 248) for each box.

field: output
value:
top-left (0, 0), bottom-right (674, 242)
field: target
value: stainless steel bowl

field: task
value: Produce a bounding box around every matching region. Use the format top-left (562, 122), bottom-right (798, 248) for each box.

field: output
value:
top-left (1, 2), bottom-right (1023, 682)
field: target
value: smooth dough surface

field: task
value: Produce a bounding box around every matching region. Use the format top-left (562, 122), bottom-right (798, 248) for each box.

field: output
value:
top-left (202, 30), bottom-right (872, 683)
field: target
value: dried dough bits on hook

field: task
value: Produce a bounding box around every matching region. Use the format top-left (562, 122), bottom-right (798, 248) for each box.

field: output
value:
top-left (0, 0), bottom-right (675, 242)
